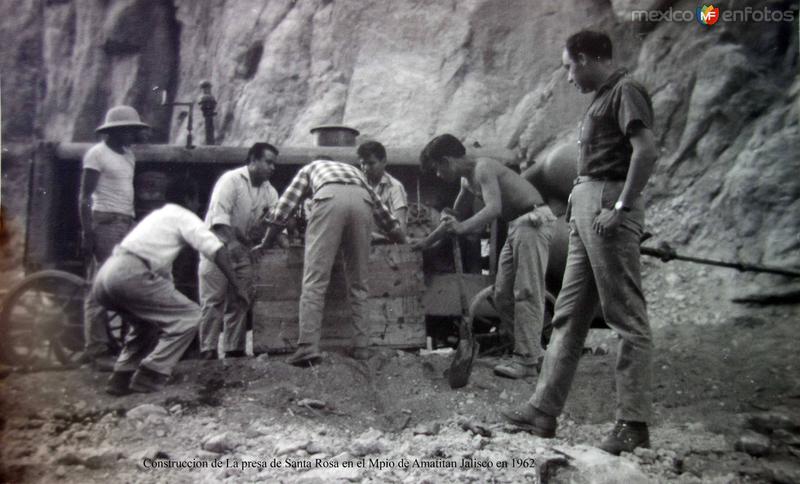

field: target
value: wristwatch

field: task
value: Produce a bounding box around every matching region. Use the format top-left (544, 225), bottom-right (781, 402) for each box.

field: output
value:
top-left (614, 200), bottom-right (631, 212)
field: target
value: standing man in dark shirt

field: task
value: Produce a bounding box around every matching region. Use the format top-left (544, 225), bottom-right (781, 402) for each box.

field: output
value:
top-left (501, 30), bottom-right (659, 455)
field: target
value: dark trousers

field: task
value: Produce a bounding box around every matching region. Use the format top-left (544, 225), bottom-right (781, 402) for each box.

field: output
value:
top-left (83, 211), bottom-right (133, 354)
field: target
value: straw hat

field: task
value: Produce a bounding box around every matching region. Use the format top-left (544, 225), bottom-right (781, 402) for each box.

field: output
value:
top-left (95, 105), bottom-right (150, 133)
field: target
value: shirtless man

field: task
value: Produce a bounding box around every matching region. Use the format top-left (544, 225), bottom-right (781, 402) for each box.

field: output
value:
top-left (417, 134), bottom-right (556, 378)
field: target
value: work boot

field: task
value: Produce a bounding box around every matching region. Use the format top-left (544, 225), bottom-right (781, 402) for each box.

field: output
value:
top-left (493, 359), bottom-right (538, 379)
top-left (91, 354), bottom-right (117, 373)
top-left (599, 420), bottom-right (650, 455)
top-left (129, 366), bottom-right (170, 393)
top-left (77, 351), bottom-right (94, 364)
top-left (287, 344), bottom-right (322, 367)
top-left (500, 403), bottom-right (557, 438)
top-left (105, 371), bottom-right (134, 396)
top-left (199, 349), bottom-right (218, 360)
top-left (225, 350), bottom-right (246, 359)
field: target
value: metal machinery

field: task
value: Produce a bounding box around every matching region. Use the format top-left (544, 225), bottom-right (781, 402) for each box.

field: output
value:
top-left (0, 105), bottom-right (579, 365)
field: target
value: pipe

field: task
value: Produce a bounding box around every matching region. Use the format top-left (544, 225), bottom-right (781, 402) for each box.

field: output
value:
top-left (640, 245), bottom-right (800, 278)
top-left (198, 81), bottom-right (217, 145)
top-left (53, 142), bottom-right (518, 167)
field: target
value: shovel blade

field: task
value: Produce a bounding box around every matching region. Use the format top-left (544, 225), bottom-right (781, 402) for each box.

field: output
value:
top-left (448, 317), bottom-right (477, 389)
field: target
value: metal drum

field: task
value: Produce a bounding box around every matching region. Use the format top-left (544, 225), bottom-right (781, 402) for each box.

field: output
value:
top-left (529, 142), bottom-right (578, 203)
top-left (309, 125), bottom-right (360, 147)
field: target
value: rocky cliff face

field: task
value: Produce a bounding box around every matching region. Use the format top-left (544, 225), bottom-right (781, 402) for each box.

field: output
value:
top-left (1, 0), bottom-right (798, 269)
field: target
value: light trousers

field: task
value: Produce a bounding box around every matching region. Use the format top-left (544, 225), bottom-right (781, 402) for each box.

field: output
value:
top-left (197, 256), bottom-right (248, 353)
top-left (493, 210), bottom-right (554, 364)
top-left (92, 249), bottom-right (199, 375)
top-left (530, 180), bottom-right (653, 422)
top-left (298, 184), bottom-right (373, 348)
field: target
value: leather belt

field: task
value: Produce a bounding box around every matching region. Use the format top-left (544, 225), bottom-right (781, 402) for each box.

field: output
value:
top-left (92, 211), bottom-right (134, 224)
top-left (114, 246), bottom-right (153, 271)
top-left (573, 175), bottom-right (625, 186)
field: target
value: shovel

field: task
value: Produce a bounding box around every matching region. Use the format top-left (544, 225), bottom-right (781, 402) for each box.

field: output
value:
top-left (447, 236), bottom-right (478, 389)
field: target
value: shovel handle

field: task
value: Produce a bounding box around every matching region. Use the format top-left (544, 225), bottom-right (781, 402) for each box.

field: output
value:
top-left (451, 237), bottom-right (470, 317)
top-left (452, 236), bottom-right (464, 276)
top-left (448, 236), bottom-right (477, 389)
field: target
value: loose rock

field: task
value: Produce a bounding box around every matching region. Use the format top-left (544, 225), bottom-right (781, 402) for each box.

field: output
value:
top-left (126, 404), bottom-right (168, 421)
top-left (349, 428), bottom-right (385, 456)
top-left (54, 452), bottom-right (83, 466)
top-left (412, 422), bottom-right (440, 436)
top-left (633, 447), bottom-right (657, 464)
top-left (747, 412), bottom-right (800, 435)
top-left (298, 466), bottom-right (361, 483)
top-left (275, 440), bottom-right (309, 456)
top-left (83, 448), bottom-right (124, 469)
top-left (305, 440), bottom-right (327, 455)
top-left (202, 432), bottom-right (235, 454)
top-left (551, 445), bottom-right (649, 483)
top-left (735, 431), bottom-right (772, 457)
top-left (297, 398), bottom-right (327, 409)
top-left (768, 458), bottom-right (800, 484)
top-left (459, 419), bottom-right (492, 438)
top-left (330, 451), bottom-right (352, 463)
top-left (773, 429), bottom-right (800, 446)
top-left (131, 446), bottom-right (169, 461)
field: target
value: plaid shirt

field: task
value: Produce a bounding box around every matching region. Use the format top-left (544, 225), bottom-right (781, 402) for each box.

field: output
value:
top-left (270, 160), bottom-right (401, 234)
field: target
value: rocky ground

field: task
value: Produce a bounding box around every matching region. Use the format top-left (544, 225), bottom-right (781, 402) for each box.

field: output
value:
top-left (1, 257), bottom-right (799, 483)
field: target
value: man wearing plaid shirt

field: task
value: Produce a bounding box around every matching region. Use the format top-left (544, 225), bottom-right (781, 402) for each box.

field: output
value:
top-left (254, 160), bottom-right (407, 366)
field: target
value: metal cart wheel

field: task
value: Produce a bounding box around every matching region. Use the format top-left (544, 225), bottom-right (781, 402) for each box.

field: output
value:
top-left (0, 270), bottom-right (87, 366)
top-left (105, 313), bottom-right (127, 354)
top-left (468, 285), bottom-right (557, 352)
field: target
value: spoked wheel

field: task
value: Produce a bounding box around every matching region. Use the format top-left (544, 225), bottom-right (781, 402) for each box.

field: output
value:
top-left (468, 285), bottom-right (557, 354)
top-left (0, 270), bottom-right (87, 367)
top-left (106, 313), bottom-right (128, 354)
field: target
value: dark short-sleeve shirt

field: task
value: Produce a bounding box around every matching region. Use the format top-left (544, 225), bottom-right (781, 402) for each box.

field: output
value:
top-left (577, 69), bottom-right (654, 179)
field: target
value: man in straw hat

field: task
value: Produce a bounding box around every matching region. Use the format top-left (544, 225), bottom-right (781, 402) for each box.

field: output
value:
top-left (78, 105), bottom-right (149, 370)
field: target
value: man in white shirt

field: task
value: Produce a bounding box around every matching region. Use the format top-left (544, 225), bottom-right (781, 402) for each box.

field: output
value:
top-left (79, 106), bottom-right (149, 370)
top-left (358, 140), bottom-right (408, 239)
top-left (198, 143), bottom-right (280, 360)
top-left (92, 178), bottom-right (248, 395)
